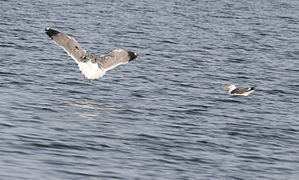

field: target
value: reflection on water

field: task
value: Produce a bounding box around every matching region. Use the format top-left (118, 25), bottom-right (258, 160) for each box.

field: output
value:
top-left (69, 100), bottom-right (125, 118)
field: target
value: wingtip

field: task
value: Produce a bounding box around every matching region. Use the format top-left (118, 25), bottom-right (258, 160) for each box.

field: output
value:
top-left (45, 28), bottom-right (59, 39)
top-left (128, 51), bottom-right (137, 61)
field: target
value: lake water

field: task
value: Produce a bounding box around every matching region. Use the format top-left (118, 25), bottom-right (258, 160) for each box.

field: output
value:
top-left (1, 0), bottom-right (299, 179)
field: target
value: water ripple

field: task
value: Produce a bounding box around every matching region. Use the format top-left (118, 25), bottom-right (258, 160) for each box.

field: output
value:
top-left (1, 0), bottom-right (299, 179)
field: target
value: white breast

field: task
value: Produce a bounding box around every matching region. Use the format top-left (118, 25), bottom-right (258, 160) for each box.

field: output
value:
top-left (77, 61), bottom-right (106, 79)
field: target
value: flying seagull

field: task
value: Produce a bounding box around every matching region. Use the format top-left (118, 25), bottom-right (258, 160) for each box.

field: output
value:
top-left (226, 85), bottom-right (255, 96)
top-left (45, 28), bottom-right (137, 83)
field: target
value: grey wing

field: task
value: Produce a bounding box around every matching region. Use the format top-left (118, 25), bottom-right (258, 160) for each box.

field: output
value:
top-left (231, 87), bottom-right (252, 94)
top-left (96, 49), bottom-right (137, 71)
top-left (45, 28), bottom-right (87, 63)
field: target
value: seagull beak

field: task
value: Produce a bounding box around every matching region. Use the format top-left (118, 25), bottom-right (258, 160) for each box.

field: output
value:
top-left (225, 86), bottom-right (230, 89)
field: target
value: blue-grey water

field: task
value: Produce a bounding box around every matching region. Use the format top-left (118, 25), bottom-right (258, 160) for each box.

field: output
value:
top-left (1, 0), bottom-right (299, 179)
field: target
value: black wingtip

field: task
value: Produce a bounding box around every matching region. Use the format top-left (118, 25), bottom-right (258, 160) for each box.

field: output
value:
top-left (45, 27), bottom-right (59, 39)
top-left (128, 51), bottom-right (137, 61)
top-left (251, 87), bottom-right (256, 90)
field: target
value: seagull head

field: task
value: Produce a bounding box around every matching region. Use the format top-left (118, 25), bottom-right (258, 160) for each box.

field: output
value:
top-left (226, 85), bottom-right (236, 90)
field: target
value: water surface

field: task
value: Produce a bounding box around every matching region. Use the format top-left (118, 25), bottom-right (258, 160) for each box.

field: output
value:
top-left (0, 0), bottom-right (299, 179)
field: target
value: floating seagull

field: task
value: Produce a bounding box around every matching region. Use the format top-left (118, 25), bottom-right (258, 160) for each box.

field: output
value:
top-left (45, 28), bottom-right (137, 83)
top-left (226, 85), bottom-right (255, 96)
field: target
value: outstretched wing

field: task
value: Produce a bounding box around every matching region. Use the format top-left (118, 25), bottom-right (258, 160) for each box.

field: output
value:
top-left (96, 49), bottom-right (137, 71)
top-left (231, 87), bottom-right (255, 94)
top-left (45, 28), bottom-right (87, 64)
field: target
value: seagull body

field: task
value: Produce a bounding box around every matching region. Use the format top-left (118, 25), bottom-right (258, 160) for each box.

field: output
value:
top-left (226, 85), bottom-right (255, 96)
top-left (45, 28), bottom-right (137, 83)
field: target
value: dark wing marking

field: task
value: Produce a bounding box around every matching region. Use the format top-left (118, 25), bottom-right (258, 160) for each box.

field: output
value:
top-left (231, 87), bottom-right (255, 94)
top-left (45, 28), bottom-right (87, 63)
